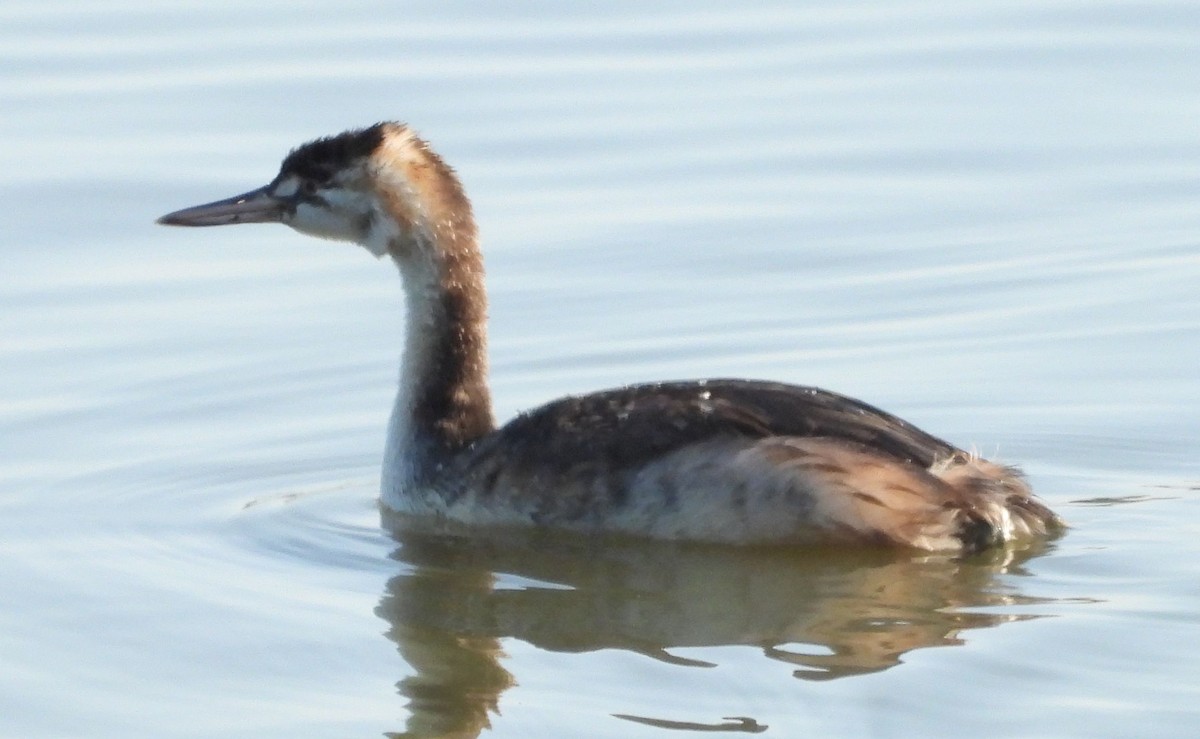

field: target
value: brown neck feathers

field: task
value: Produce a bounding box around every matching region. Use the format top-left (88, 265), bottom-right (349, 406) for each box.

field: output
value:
top-left (377, 128), bottom-right (496, 472)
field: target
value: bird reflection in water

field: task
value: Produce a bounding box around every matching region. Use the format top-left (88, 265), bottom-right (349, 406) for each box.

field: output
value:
top-left (375, 517), bottom-right (1057, 738)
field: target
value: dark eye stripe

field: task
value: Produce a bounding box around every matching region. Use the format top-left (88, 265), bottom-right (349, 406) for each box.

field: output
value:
top-left (299, 191), bottom-right (327, 207)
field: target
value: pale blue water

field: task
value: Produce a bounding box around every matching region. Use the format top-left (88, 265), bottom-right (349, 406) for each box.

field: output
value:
top-left (3, 2), bottom-right (1200, 737)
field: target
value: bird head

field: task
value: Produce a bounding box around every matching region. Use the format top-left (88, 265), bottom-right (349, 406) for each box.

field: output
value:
top-left (157, 122), bottom-right (469, 259)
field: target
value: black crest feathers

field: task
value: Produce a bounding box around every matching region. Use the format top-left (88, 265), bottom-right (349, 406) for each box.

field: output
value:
top-left (278, 122), bottom-right (393, 183)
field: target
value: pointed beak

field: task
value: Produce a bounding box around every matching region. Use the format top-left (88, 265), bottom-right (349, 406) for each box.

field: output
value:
top-left (156, 185), bottom-right (285, 227)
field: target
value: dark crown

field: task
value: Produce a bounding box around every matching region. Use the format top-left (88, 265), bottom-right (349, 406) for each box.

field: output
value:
top-left (278, 122), bottom-right (394, 183)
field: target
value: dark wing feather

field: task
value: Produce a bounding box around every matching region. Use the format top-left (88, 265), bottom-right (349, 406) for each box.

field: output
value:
top-left (468, 379), bottom-right (959, 478)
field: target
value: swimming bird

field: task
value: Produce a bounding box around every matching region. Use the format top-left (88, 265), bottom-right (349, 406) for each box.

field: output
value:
top-left (157, 122), bottom-right (1062, 551)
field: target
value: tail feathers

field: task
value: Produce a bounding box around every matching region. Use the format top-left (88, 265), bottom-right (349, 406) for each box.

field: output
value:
top-left (930, 455), bottom-right (1064, 551)
top-left (753, 439), bottom-right (1063, 552)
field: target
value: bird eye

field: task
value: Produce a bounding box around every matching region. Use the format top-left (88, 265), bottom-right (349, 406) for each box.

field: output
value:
top-left (301, 180), bottom-right (319, 196)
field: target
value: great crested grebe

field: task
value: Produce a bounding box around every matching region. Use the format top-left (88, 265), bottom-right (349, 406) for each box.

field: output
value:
top-left (158, 122), bottom-right (1062, 552)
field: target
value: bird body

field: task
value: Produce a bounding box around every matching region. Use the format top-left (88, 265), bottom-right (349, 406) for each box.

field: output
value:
top-left (158, 122), bottom-right (1063, 551)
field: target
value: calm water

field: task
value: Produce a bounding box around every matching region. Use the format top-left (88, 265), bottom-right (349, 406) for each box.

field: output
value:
top-left (3, 1), bottom-right (1200, 737)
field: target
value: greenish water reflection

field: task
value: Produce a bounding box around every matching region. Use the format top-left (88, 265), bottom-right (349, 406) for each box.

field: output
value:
top-left (377, 521), bottom-right (1059, 737)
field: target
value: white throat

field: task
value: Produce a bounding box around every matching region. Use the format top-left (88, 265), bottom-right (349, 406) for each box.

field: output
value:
top-left (380, 235), bottom-right (445, 512)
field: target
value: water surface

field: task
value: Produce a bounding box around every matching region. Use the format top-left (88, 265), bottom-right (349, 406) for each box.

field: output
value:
top-left (3, 1), bottom-right (1200, 736)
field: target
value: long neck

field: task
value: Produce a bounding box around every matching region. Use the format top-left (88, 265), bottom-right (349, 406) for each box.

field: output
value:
top-left (384, 235), bottom-right (495, 494)
top-left (376, 138), bottom-right (495, 497)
